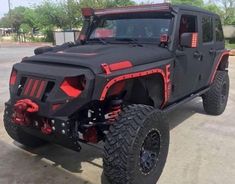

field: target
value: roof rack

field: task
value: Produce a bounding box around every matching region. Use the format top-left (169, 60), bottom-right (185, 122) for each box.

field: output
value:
top-left (82, 3), bottom-right (171, 17)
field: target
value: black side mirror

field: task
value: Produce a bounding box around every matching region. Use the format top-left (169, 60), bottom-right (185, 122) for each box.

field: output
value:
top-left (180, 32), bottom-right (198, 48)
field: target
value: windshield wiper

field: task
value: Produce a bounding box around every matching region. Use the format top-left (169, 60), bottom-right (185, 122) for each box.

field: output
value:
top-left (88, 38), bottom-right (108, 45)
top-left (115, 38), bottom-right (143, 47)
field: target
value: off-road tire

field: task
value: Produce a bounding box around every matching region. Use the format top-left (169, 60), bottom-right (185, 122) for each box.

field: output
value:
top-left (3, 112), bottom-right (47, 148)
top-left (202, 71), bottom-right (229, 115)
top-left (103, 104), bottom-right (169, 184)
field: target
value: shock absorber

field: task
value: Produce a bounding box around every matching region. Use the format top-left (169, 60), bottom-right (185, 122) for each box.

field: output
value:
top-left (105, 99), bottom-right (123, 122)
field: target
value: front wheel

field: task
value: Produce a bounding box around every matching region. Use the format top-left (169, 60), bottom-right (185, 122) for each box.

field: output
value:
top-left (202, 71), bottom-right (229, 115)
top-left (103, 104), bottom-right (169, 184)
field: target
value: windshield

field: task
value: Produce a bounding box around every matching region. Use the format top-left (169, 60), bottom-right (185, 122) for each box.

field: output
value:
top-left (88, 16), bottom-right (172, 43)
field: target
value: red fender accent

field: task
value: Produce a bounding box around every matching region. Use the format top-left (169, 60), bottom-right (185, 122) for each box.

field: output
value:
top-left (210, 51), bottom-right (230, 84)
top-left (100, 65), bottom-right (171, 108)
top-left (101, 61), bottom-right (133, 74)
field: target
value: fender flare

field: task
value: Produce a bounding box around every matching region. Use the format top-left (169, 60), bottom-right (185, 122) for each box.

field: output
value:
top-left (210, 50), bottom-right (230, 84)
top-left (100, 64), bottom-right (171, 108)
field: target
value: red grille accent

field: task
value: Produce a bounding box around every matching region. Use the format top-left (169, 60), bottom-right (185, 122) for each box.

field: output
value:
top-left (22, 78), bottom-right (47, 99)
top-left (36, 80), bottom-right (46, 98)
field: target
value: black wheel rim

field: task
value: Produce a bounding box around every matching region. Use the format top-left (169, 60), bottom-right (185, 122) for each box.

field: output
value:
top-left (139, 130), bottom-right (161, 174)
top-left (221, 82), bottom-right (227, 104)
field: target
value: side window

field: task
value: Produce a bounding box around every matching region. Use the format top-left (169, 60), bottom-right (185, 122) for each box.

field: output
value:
top-left (215, 18), bottom-right (224, 41)
top-left (179, 15), bottom-right (197, 37)
top-left (202, 16), bottom-right (213, 43)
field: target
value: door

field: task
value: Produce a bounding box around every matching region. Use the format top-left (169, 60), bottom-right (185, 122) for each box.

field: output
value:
top-left (197, 14), bottom-right (216, 88)
top-left (171, 13), bottom-right (202, 101)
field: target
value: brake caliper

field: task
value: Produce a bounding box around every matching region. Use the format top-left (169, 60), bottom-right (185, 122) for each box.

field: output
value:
top-left (12, 99), bottom-right (39, 126)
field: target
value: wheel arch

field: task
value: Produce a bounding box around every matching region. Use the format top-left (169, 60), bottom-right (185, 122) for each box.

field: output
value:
top-left (218, 54), bottom-right (229, 71)
top-left (124, 74), bottom-right (165, 108)
top-left (102, 72), bottom-right (167, 109)
top-left (210, 51), bottom-right (230, 84)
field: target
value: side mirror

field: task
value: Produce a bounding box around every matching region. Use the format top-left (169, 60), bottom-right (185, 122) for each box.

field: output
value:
top-left (180, 32), bottom-right (198, 48)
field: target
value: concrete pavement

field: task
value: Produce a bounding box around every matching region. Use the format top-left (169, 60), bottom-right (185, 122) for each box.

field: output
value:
top-left (0, 45), bottom-right (235, 184)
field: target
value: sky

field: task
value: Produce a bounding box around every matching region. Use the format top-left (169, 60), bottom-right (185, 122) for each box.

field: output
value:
top-left (0, 0), bottom-right (163, 18)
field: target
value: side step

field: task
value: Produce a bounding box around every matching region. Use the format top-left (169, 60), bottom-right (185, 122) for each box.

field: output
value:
top-left (163, 87), bottom-right (210, 113)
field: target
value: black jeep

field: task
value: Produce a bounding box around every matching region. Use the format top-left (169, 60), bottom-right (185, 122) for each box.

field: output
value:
top-left (4, 3), bottom-right (230, 184)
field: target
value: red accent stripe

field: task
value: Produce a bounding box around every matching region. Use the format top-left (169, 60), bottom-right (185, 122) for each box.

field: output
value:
top-left (30, 79), bottom-right (39, 97)
top-left (24, 79), bottom-right (33, 96)
top-left (165, 64), bottom-right (171, 101)
top-left (10, 70), bottom-right (17, 86)
top-left (101, 61), bottom-right (133, 74)
top-left (101, 63), bottom-right (111, 75)
top-left (109, 61), bottom-right (133, 72)
top-left (100, 66), bottom-right (171, 108)
top-left (36, 80), bottom-right (46, 98)
top-left (210, 51), bottom-right (230, 84)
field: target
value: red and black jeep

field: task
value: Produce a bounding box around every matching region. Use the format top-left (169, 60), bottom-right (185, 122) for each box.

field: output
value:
top-left (4, 3), bottom-right (230, 184)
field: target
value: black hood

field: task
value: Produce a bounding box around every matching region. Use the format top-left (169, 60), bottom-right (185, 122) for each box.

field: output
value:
top-left (23, 44), bottom-right (172, 74)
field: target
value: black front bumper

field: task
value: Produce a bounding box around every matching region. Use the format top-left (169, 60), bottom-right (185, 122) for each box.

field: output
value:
top-left (4, 102), bottom-right (82, 152)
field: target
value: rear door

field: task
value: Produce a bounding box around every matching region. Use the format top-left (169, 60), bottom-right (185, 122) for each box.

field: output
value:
top-left (196, 13), bottom-right (216, 88)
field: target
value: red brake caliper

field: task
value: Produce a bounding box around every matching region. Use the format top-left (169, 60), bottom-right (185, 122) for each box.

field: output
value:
top-left (12, 99), bottom-right (39, 126)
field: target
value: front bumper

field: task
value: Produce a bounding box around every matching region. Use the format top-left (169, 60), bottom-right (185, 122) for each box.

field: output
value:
top-left (4, 101), bottom-right (82, 152)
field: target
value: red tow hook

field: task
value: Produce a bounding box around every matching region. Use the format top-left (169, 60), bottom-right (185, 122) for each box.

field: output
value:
top-left (12, 99), bottom-right (39, 126)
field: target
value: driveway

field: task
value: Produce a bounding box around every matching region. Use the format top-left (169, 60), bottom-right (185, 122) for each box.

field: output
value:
top-left (0, 45), bottom-right (235, 184)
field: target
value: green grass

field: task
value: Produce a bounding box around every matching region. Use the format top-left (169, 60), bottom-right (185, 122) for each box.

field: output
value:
top-left (226, 43), bottom-right (235, 49)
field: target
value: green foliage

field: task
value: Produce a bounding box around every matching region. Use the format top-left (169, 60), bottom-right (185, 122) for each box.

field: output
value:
top-left (171, 0), bottom-right (204, 7)
top-left (9, 6), bottom-right (27, 32)
top-left (19, 23), bottom-right (31, 33)
top-left (0, 15), bottom-right (11, 27)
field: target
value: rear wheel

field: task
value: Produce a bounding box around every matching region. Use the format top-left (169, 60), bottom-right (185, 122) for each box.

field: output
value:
top-left (4, 111), bottom-right (47, 148)
top-left (103, 104), bottom-right (169, 184)
top-left (202, 71), bottom-right (229, 115)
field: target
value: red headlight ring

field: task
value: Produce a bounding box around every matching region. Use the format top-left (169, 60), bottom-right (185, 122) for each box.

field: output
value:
top-left (10, 69), bottom-right (17, 86)
top-left (60, 76), bottom-right (86, 98)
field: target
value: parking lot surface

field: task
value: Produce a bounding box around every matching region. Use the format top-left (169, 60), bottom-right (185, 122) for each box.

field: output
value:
top-left (0, 45), bottom-right (235, 184)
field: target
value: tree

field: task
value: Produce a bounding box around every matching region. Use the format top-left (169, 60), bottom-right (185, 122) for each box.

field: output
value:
top-left (79, 0), bottom-right (135, 9)
top-left (0, 6), bottom-right (27, 32)
top-left (10, 7), bottom-right (28, 32)
top-left (0, 15), bottom-right (11, 28)
top-left (171, 0), bottom-right (204, 7)
top-left (217, 0), bottom-right (235, 25)
top-left (66, 0), bottom-right (81, 29)
top-left (105, 0), bottom-right (136, 7)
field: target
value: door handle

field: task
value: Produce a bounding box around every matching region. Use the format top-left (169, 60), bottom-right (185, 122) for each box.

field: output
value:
top-left (209, 48), bottom-right (216, 55)
top-left (194, 51), bottom-right (203, 60)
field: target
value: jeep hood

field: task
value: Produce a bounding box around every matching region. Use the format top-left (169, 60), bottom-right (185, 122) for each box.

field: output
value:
top-left (22, 44), bottom-right (172, 74)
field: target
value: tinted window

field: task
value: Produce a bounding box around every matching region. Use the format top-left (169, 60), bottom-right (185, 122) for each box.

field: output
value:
top-left (202, 16), bottom-right (213, 42)
top-left (215, 18), bottom-right (224, 41)
top-left (89, 18), bottom-right (171, 41)
top-left (179, 15), bottom-right (197, 35)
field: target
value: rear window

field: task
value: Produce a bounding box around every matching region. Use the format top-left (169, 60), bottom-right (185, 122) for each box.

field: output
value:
top-left (202, 16), bottom-right (213, 43)
top-left (215, 18), bottom-right (224, 41)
